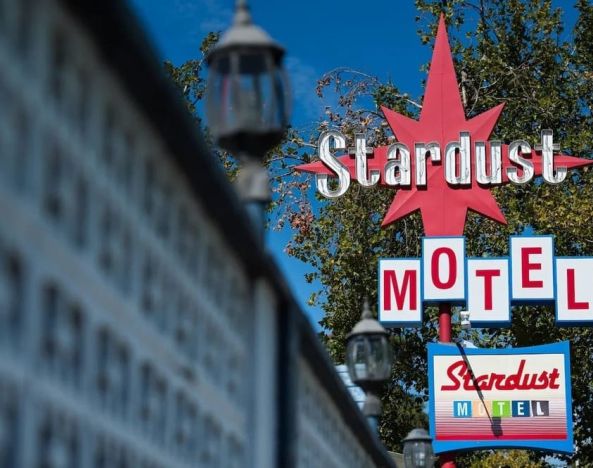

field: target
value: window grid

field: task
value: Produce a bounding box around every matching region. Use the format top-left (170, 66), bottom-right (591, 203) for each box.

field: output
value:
top-left (0, 2), bottom-right (269, 468)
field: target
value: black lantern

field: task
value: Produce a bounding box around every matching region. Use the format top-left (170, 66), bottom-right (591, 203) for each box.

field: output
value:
top-left (402, 428), bottom-right (434, 468)
top-left (346, 299), bottom-right (393, 432)
top-left (205, 0), bottom-right (290, 159)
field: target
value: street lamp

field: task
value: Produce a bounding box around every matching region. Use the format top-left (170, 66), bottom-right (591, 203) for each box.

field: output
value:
top-left (346, 299), bottom-right (393, 434)
top-left (402, 428), bottom-right (434, 468)
top-left (205, 0), bottom-right (290, 235)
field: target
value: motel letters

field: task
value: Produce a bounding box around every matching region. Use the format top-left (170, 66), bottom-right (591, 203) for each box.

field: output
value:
top-left (379, 235), bottom-right (593, 327)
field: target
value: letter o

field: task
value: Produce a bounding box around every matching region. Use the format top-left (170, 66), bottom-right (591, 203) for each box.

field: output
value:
top-left (431, 247), bottom-right (457, 289)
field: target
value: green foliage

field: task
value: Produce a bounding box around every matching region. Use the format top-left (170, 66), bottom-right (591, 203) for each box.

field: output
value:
top-left (163, 32), bottom-right (239, 178)
top-left (463, 449), bottom-right (548, 468)
top-left (163, 31), bottom-right (219, 117)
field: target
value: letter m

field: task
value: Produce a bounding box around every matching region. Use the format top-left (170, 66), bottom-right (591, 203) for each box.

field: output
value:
top-left (454, 401), bottom-right (472, 418)
top-left (383, 269), bottom-right (417, 311)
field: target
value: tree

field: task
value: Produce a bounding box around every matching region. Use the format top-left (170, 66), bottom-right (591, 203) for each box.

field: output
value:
top-left (466, 449), bottom-right (547, 468)
top-left (163, 31), bottom-right (219, 118)
top-left (165, 1), bottom-right (593, 463)
top-left (282, 0), bottom-right (593, 463)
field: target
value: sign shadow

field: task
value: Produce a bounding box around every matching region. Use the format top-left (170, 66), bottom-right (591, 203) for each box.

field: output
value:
top-left (455, 342), bottom-right (503, 437)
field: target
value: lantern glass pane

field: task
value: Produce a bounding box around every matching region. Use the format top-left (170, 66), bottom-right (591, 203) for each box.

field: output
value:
top-left (346, 335), bottom-right (369, 383)
top-left (205, 55), bottom-right (228, 137)
top-left (206, 49), bottom-right (290, 156)
top-left (346, 334), bottom-right (393, 384)
top-left (403, 439), bottom-right (433, 468)
top-left (368, 335), bottom-right (392, 381)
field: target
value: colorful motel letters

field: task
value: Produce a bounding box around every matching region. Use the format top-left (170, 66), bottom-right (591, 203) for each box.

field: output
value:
top-left (428, 341), bottom-right (573, 454)
top-left (453, 400), bottom-right (552, 419)
top-left (378, 235), bottom-right (593, 328)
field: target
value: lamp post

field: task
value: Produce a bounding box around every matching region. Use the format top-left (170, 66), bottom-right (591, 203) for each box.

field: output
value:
top-left (402, 428), bottom-right (434, 468)
top-left (205, 0), bottom-right (290, 240)
top-left (346, 299), bottom-right (393, 434)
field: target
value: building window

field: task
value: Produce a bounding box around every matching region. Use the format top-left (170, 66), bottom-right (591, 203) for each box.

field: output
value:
top-left (189, 221), bottom-right (202, 278)
top-left (142, 158), bottom-right (171, 241)
top-left (0, 0), bottom-right (6, 42)
top-left (174, 205), bottom-right (202, 279)
top-left (0, 73), bottom-right (10, 180)
top-left (74, 66), bottom-right (90, 139)
top-left (175, 205), bottom-right (191, 269)
top-left (42, 142), bottom-right (88, 250)
top-left (13, 0), bottom-right (32, 58)
top-left (73, 175), bottom-right (88, 248)
top-left (156, 274), bottom-right (172, 332)
top-left (97, 205), bottom-right (132, 295)
top-left (142, 158), bottom-right (155, 218)
top-left (139, 364), bottom-right (167, 444)
top-left (0, 250), bottom-right (24, 350)
top-left (140, 253), bottom-right (172, 334)
top-left (93, 435), bottom-right (135, 468)
top-left (225, 436), bottom-right (244, 468)
top-left (203, 243), bottom-right (214, 294)
top-left (174, 391), bottom-right (197, 460)
top-left (12, 105), bottom-right (29, 193)
top-left (201, 416), bottom-right (221, 468)
top-left (48, 28), bottom-right (67, 111)
top-left (174, 294), bottom-right (196, 361)
top-left (101, 105), bottom-right (134, 195)
top-left (226, 351), bottom-right (242, 403)
top-left (96, 328), bottom-right (130, 420)
top-left (42, 145), bottom-right (64, 221)
top-left (0, 103), bottom-right (30, 194)
top-left (101, 105), bottom-right (115, 168)
top-left (202, 318), bottom-right (219, 383)
top-left (141, 253), bottom-right (163, 328)
top-left (140, 254), bottom-right (156, 319)
top-left (155, 182), bottom-right (171, 241)
top-left (0, 381), bottom-right (19, 467)
top-left (118, 130), bottom-right (134, 195)
top-left (40, 284), bottom-right (84, 389)
top-left (37, 409), bottom-right (79, 468)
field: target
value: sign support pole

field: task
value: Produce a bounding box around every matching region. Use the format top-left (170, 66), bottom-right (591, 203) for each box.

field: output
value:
top-left (438, 303), bottom-right (452, 343)
top-left (438, 302), bottom-right (456, 468)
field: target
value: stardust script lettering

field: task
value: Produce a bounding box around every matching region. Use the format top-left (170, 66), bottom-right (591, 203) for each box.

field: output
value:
top-left (440, 359), bottom-right (561, 392)
top-left (309, 130), bottom-right (566, 199)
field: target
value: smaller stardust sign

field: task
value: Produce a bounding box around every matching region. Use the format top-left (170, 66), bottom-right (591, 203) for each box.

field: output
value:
top-left (428, 341), bottom-right (573, 454)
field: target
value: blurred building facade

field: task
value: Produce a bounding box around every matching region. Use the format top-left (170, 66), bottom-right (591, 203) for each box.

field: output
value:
top-left (0, 0), bottom-right (394, 467)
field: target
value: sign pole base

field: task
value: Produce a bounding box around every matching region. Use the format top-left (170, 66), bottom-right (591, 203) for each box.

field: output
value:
top-left (440, 452), bottom-right (456, 468)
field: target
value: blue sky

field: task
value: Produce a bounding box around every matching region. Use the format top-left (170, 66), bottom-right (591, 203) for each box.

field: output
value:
top-left (128, 0), bottom-right (580, 327)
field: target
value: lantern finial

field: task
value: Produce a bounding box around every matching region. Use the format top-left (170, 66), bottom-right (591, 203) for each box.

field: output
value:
top-left (234, 0), bottom-right (252, 26)
top-left (362, 297), bottom-right (372, 320)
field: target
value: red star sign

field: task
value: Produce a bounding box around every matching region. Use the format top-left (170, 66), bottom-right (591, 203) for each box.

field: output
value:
top-left (296, 15), bottom-right (593, 236)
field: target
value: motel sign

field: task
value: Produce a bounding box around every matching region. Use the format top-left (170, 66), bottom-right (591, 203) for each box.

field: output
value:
top-left (296, 11), bottom-right (587, 458)
top-left (379, 236), bottom-right (593, 327)
top-left (428, 342), bottom-right (573, 454)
